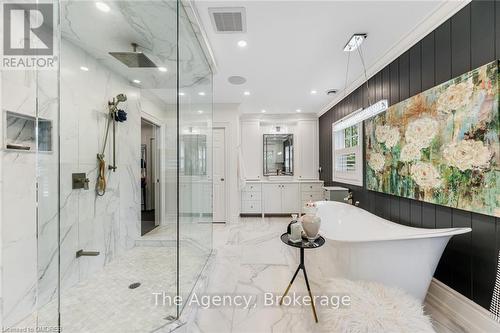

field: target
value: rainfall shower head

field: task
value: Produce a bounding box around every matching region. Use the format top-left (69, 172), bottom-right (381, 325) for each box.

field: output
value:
top-left (109, 43), bottom-right (157, 68)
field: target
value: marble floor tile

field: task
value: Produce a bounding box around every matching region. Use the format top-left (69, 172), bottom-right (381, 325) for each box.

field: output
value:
top-left (179, 217), bottom-right (456, 333)
top-left (11, 217), bottom-right (461, 333)
top-left (14, 245), bottom-right (206, 333)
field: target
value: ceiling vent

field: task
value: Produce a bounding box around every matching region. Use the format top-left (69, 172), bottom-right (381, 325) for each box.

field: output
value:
top-left (209, 7), bottom-right (246, 33)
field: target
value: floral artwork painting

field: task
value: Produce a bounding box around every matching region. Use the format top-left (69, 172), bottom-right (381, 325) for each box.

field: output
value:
top-left (365, 60), bottom-right (500, 217)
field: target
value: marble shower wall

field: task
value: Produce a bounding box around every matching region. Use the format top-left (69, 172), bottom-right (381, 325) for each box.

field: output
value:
top-left (1, 69), bottom-right (41, 327)
top-left (59, 38), bottom-right (144, 289)
top-left (0, 36), bottom-right (171, 326)
top-left (0, 63), bottom-right (60, 328)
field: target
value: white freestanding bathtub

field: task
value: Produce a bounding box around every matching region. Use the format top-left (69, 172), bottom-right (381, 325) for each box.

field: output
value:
top-left (313, 201), bottom-right (471, 302)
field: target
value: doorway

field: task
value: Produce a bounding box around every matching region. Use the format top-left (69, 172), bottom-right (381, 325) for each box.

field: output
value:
top-left (141, 118), bottom-right (160, 235)
top-left (213, 127), bottom-right (227, 222)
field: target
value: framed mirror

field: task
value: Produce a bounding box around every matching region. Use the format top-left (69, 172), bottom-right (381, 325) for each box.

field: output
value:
top-left (263, 134), bottom-right (293, 176)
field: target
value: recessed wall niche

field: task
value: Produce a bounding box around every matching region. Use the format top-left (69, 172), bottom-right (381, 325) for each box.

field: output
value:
top-left (4, 111), bottom-right (52, 152)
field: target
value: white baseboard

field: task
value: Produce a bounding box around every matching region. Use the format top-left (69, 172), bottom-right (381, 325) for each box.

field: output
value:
top-left (425, 278), bottom-right (500, 332)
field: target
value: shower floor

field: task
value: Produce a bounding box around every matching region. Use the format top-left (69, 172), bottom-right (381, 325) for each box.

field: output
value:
top-left (17, 244), bottom-right (208, 333)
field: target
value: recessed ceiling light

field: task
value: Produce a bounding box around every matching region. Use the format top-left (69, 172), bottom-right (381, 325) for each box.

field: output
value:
top-left (261, 109), bottom-right (266, 113)
top-left (296, 109), bottom-right (302, 113)
top-left (197, 110), bottom-right (204, 114)
top-left (343, 34), bottom-right (367, 52)
top-left (198, 91), bottom-right (206, 96)
top-left (80, 66), bottom-right (89, 71)
top-left (132, 79), bottom-right (141, 84)
top-left (244, 91), bottom-right (250, 96)
top-left (95, 2), bottom-right (110, 12)
top-left (310, 90), bottom-right (318, 95)
top-left (158, 67), bottom-right (167, 72)
top-left (237, 40), bottom-right (247, 48)
top-left (179, 92), bottom-right (185, 96)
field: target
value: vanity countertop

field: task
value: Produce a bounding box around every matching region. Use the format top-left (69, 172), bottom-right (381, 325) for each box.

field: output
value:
top-left (323, 186), bottom-right (349, 191)
top-left (244, 179), bottom-right (323, 183)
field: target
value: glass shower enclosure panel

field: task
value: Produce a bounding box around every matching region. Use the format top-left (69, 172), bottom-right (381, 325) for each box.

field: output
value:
top-left (178, 3), bottom-right (213, 310)
top-left (56, 1), bottom-right (178, 331)
top-left (1, 0), bottom-right (60, 329)
top-left (1, 0), bottom-right (213, 330)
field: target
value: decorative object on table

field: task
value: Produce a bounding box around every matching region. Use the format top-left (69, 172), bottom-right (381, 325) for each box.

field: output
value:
top-left (280, 233), bottom-right (326, 323)
top-left (300, 201), bottom-right (322, 245)
top-left (318, 278), bottom-right (434, 332)
top-left (286, 214), bottom-right (297, 234)
top-left (365, 60), bottom-right (500, 217)
top-left (287, 214), bottom-right (302, 243)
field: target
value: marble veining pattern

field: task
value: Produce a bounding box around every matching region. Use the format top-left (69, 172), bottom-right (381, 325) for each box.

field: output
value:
top-left (1, 32), bottom-right (166, 327)
top-left (176, 217), bottom-right (458, 333)
top-left (15, 244), bottom-right (205, 333)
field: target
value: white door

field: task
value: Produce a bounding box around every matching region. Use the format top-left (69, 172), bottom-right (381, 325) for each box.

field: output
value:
top-left (213, 128), bottom-right (226, 222)
top-left (262, 183), bottom-right (282, 213)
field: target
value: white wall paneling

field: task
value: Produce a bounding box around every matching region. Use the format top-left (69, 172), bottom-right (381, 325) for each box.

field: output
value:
top-left (240, 120), bottom-right (261, 180)
top-left (297, 119), bottom-right (319, 180)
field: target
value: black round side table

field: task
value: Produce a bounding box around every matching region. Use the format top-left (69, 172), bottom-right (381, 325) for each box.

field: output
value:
top-left (280, 232), bottom-right (325, 323)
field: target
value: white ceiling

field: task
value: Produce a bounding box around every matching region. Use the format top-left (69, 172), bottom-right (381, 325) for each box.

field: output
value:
top-left (195, 0), bottom-right (465, 114)
top-left (61, 1), bottom-right (212, 106)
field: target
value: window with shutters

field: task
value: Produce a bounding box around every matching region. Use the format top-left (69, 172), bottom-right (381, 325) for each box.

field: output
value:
top-left (332, 122), bottom-right (363, 186)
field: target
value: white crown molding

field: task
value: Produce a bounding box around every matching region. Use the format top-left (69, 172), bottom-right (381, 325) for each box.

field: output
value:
top-left (425, 278), bottom-right (500, 332)
top-left (240, 113), bottom-right (318, 122)
top-left (317, 0), bottom-right (471, 117)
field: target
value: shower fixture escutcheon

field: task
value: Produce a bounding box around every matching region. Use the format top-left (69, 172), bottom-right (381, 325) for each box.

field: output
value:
top-left (72, 173), bottom-right (90, 190)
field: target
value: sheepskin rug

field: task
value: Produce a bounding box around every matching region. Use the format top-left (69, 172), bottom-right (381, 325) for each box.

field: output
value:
top-left (318, 278), bottom-right (435, 333)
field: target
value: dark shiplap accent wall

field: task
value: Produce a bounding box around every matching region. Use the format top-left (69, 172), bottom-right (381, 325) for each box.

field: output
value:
top-left (319, 1), bottom-right (499, 309)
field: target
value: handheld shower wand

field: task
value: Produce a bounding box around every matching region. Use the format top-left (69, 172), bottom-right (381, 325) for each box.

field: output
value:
top-left (108, 93), bottom-right (127, 172)
top-left (97, 93), bottom-right (127, 196)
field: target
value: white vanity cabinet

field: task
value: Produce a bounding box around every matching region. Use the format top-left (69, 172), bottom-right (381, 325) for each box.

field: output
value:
top-left (240, 180), bottom-right (323, 216)
top-left (240, 182), bottom-right (262, 214)
top-left (300, 182), bottom-right (324, 209)
top-left (262, 183), bottom-right (300, 214)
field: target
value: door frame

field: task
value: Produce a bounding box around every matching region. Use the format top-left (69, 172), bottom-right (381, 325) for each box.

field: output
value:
top-left (141, 112), bottom-right (164, 227)
top-left (213, 123), bottom-right (230, 223)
